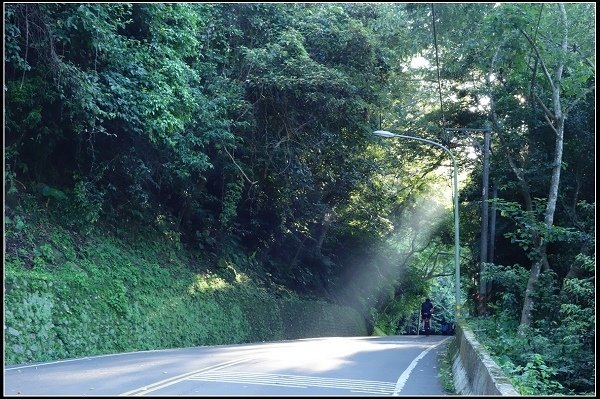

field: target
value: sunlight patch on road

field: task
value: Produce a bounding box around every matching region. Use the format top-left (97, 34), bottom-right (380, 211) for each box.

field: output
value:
top-left (255, 337), bottom-right (407, 373)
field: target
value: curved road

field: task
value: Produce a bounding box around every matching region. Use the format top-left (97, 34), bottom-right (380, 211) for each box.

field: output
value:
top-left (4, 335), bottom-right (452, 396)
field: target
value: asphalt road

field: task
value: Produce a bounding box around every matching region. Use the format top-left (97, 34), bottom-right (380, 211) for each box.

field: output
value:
top-left (4, 335), bottom-right (452, 396)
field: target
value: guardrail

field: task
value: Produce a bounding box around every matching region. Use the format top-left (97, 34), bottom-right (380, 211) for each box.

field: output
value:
top-left (450, 323), bottom-right (520, 396)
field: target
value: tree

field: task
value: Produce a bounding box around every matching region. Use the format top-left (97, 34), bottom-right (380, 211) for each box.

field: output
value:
top-left (483, 3), bottom-right (595, 331)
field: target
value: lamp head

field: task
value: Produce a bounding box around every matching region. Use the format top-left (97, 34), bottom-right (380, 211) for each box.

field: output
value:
top-left (372, 130), bottom-right (397, 138)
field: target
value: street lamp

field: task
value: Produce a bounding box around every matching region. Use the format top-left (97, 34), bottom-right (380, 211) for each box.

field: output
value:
top-left (372, 130), bottom-right (461, 322)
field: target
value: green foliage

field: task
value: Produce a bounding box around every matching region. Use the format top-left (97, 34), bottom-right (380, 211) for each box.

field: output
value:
top-left (552, 255), bottom-right (595, 393)
top-left (5, 214), bottom-right (26, 233)
top-left (509, 354), bottom-right (565, 395)
top-left (40, 185), bottom-right (68, 202)
top-left (482, 263), bottom-right (529, 316)
top-left (219, 179), bottom-right (243, 228)
top-left (4, 3), bottom-right (466, 326)
top-left (469, 256), bottom-right (595, 395)
top-left (5, 291), bottom-right (57, 362)
top-left (494, 198), bottom-right (584, 259)
top-left (69, 178), bottom-right (105, 231)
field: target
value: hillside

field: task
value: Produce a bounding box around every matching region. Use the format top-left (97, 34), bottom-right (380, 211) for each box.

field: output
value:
top-left (4, 194), bottom-right (367, 365)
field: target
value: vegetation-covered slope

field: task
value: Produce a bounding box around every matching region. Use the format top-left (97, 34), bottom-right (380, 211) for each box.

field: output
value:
top-left (5, 194), bottom-right (367, 365)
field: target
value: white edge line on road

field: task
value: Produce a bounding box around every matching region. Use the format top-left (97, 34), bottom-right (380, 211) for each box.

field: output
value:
top-left (4, 348), bottom-right (171, 371)
top-left (119, 356), bottom-right (255, 396)
top-left (392, 337), bottom-right (452, 396)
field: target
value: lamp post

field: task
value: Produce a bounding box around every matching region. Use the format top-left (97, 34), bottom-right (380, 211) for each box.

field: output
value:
top-left (373, 130), bottom-right (461, 322)
top-left (444, 127), bottom-right (492, 315)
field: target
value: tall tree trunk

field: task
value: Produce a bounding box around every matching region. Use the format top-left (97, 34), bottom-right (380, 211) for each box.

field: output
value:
top-left (313, 207), bottom-right (333, 256)
top-left (487, 183), bottom-right (497, 300)
top-left (518, 3), bottom-right (568, 333)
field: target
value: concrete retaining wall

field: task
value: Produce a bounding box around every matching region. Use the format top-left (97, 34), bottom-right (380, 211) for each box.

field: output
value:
top-left (451, 323), bottom-right (520, 396)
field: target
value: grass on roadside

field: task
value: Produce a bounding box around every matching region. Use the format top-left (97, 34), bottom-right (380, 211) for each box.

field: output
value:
top-left (437, 336), bottom-right (457, 395)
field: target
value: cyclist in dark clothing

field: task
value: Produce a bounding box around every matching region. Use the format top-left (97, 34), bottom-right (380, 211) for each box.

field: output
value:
top-left (421, 298), bottom-right (434, 336)
top-left (421, 298), bottom-right (434, 318)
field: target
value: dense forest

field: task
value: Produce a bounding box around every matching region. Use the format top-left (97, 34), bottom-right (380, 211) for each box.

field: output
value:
top-left (4, 3), bottom-right (595, 395)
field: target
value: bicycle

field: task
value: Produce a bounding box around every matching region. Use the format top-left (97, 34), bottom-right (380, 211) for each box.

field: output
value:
top-left (422, 312), bottom-right (432, 336)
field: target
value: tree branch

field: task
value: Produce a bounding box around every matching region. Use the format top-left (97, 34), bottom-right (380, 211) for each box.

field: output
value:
top-left (519, 27), bottom-right (555, 92)
top-left (534, 93), bottom-right (558, 133)
top-left (223, 146), bottom-right (258, 186)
